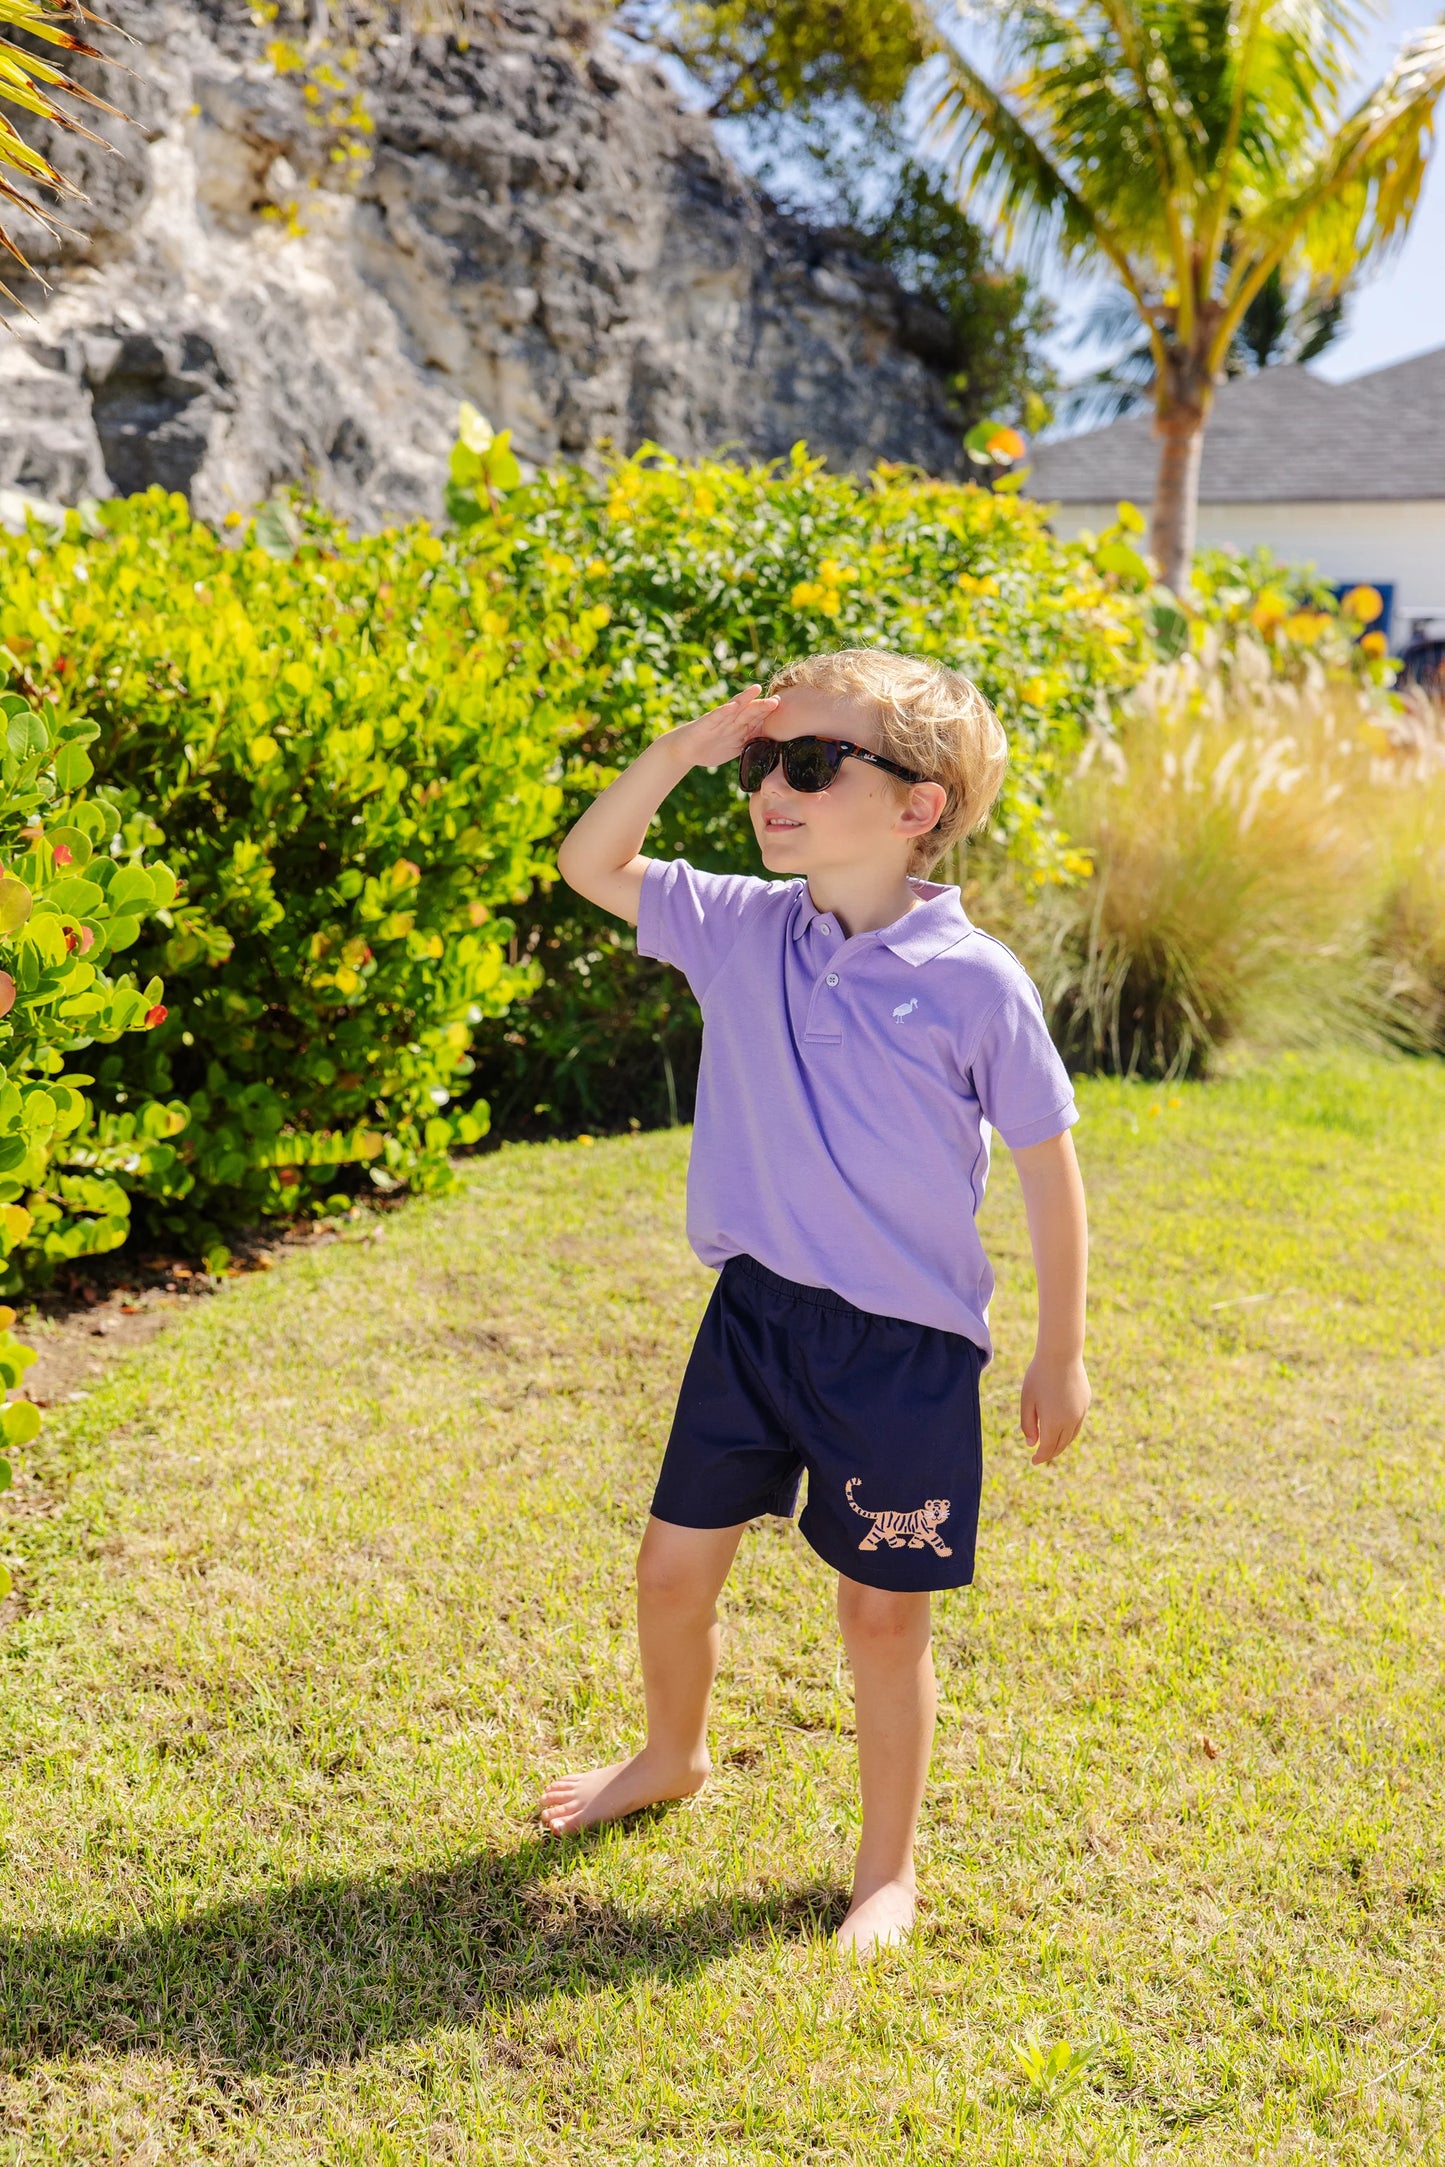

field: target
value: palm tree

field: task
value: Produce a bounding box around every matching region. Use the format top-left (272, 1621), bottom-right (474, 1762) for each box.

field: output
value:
top-left (934, 2), bottom-right (1445, 593)
top-left (1063, 265), bottom-right (1348, 427)
top-left (0, 0), bottom-right (116, 307)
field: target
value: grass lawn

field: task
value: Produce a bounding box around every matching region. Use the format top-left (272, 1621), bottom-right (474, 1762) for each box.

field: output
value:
top-left (1, 1053), bottom-right (1444, 2163)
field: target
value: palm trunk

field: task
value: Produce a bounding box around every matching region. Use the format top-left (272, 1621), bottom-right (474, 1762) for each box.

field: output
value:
top-left (1150, 408), bottom-right (1205, 595)
top-left (1150, 338), bottom-right (1217, 596)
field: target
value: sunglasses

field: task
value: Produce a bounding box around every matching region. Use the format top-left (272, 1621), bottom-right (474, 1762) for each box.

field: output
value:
top-left (737, 735), bottom-right (925, 796)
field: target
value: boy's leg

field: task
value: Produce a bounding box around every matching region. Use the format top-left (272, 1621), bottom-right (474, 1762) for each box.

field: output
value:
top-left (539, 1515), bottom-right (748, 1834)
top-left (834, 1574), bottom-right (935, 1953)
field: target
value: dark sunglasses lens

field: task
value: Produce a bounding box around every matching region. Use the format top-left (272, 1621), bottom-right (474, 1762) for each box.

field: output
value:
top-left (738, 740), bottom-right (777, 794)
top-left (782, 738), bottom-right (839, 792)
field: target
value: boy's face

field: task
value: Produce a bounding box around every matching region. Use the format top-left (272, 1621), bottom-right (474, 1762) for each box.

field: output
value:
top-left (746, 690), bottom-right (945, 880)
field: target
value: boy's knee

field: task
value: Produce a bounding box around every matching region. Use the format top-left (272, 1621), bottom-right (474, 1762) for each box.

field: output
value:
top-left (635, 1545), bottom-right (712, 1616)
top-left (837, 1579), bottom-right (931, 1656)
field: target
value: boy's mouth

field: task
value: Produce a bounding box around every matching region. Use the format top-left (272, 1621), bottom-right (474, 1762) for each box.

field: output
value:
top-left (763, 814), bottom-right (804, 830)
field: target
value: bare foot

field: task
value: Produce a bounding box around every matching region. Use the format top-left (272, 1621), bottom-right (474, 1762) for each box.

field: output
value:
top-left (538, 1748), bottom-right (710, 1834)
top-left (835, 1876), bottom-right (917, 1956)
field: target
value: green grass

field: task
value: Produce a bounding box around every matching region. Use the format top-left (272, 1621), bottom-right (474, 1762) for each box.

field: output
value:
top-left (2, 1053), bottom-right (1444, 2163)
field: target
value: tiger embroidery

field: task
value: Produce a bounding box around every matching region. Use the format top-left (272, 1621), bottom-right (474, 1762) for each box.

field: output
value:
top-left (846, 1478), bottom-right (952, 1557)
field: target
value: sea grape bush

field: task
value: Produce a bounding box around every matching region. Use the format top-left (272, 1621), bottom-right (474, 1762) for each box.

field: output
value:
top-left (0, 687), bottom-right (177, 1587)
top-left (0, 690), bottom-right (175, 1282)
top-left (0, 493), bottom-right (599, 1248)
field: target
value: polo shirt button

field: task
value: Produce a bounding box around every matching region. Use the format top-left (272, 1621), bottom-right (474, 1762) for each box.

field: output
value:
top-left (825, 972), bottom-right (839, 987)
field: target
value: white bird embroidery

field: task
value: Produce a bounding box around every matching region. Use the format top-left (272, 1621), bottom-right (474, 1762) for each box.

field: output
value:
top-left (892, 998), bottom-right (918, 1021)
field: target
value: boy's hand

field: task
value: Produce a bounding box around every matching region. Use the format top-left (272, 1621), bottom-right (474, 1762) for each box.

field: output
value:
top-left (555, 684), bottom-right (780, 925)
top-left (662, 684), bottom-right (779, 772)
top-left (1020, 1351), bottom-right (1090, 1466)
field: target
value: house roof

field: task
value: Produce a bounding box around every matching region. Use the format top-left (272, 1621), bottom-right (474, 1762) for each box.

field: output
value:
top-left (1027, 343), bottom-right (1445, 505)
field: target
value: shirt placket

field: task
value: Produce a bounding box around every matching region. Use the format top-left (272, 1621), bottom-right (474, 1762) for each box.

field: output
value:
top-left (803, 925), bottom-right (869, 1044)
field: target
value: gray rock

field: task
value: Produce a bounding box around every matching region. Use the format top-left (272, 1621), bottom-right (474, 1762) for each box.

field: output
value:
top-left (0, 0), bottom-right (965, 528)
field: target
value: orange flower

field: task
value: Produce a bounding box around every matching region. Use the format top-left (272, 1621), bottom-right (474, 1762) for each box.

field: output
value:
top-left (1341, 584), bottom-right (1384, 624)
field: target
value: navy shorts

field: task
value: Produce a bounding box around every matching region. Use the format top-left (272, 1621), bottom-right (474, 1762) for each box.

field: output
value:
top-left (651, 1255), bottom-right (985, 1592)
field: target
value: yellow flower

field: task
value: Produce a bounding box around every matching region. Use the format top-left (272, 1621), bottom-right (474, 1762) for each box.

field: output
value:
top-left (693, 487), bottom-right (717, 517)
top-left (1020, 676), bottom-right (1051, 706)
top-left (1282, 611), bottom-right (1326, 646)
top-left (1250, 588), bottom-right (1288, 634)
top-left (1341, 584), bottom-right (1384, 625)
top-left (0, 1204), bottom-right (33, 1247)
top-left (1360, 630), bottom-right (1388, 658)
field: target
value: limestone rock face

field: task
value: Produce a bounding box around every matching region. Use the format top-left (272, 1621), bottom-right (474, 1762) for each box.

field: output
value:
top-left (0, 1), bottom-right (964, 527)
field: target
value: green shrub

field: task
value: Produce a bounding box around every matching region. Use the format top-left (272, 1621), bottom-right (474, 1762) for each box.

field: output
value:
top-left (0, 494), bottom-right (597, 1243)
top-left (0, 685), bottom-right (177, 1590)
top-left (0, 690), bottom-right (174, 1279)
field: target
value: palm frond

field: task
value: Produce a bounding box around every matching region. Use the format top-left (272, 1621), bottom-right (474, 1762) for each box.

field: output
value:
top-left (0, 0), bottom-right (119, 292)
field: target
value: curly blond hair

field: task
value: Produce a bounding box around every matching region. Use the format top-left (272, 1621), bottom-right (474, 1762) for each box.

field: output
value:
top-left (766, 648), bottom-right (1007, 875)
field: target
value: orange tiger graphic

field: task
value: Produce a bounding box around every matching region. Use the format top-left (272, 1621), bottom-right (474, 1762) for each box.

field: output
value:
top-left (845, 1479), bottom-right (952, 1557)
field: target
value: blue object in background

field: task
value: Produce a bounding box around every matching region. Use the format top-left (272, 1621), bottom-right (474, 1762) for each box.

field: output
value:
top-left (1329, 582), bottom-right (1394, 640)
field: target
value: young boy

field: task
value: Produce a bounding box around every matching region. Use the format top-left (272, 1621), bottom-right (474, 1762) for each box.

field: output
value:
top-left (540, 648), bottom-right (1090, 1955)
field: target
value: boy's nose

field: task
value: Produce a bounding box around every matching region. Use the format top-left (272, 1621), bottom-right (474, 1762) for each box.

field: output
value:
top-left (758, 762), bottom-right (799, 802)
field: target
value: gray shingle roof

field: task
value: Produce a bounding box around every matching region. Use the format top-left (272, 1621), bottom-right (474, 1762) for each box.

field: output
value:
top-left (1027, 343), bottom-right (1445, 504)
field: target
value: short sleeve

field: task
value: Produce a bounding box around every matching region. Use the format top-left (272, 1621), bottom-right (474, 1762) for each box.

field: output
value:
top-left (966, 972), bottom-right (1078, 1149)
top-left (636, 858), bottom-right (775, 1001)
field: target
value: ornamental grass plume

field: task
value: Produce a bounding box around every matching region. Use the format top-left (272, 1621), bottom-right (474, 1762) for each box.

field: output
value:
top-left (973, 674), bottom-right (1439, 1081)
top-left (1366, 695), bottom-right (1445, 1053)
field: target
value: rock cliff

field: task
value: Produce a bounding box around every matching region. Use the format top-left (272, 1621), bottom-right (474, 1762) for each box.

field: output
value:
top-left (0, 0), bottom-right (966, 527)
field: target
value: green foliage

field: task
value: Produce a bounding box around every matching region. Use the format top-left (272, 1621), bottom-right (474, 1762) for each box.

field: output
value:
top-left (1012, 2032), bottom-right (1099, 2108)
top-left (446, 402), bottom-right (524, 527)
top-left (812, 147), bottom-right (1057, 433)
top-left (469, 442), bottom-right (1155, 1135)
top-left (648, 0), bottom-right (931, 119)
top-left (0, 690), bottom-right (172, 1281)
top-left (0, 491), bottom-right (598, 1244)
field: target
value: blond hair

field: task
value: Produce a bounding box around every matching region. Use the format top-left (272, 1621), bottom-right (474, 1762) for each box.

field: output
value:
top-left (766, 648), bottom-right (1007, 875)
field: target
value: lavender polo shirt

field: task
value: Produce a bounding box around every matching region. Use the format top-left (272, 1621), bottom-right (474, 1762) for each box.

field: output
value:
top-left (637, 860), bottom-right (1078, 1358)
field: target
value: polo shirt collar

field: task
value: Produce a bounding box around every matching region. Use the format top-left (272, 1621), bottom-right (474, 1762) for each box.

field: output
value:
top-left (790, 878), bottom-right (972, 965)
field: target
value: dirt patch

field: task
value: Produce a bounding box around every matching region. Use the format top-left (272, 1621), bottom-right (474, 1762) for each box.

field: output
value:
top-left (15, 1214), bottom-right (390, 1410)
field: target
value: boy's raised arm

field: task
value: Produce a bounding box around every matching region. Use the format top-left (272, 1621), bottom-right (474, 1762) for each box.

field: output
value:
top-left (556, 686), bottom-right (777, 926)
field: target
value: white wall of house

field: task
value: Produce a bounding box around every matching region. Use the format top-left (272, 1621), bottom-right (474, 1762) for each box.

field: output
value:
top-left (1042, 498), bottom-right (1445, 638)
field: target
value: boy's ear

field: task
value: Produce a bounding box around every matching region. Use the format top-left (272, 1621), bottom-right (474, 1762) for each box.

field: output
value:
top-left (899, 782), bottom-right (948, 836)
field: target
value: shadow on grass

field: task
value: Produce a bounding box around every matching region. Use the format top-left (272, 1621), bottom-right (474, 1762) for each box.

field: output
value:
top-left (0, 1831), bottom-right (847, 2074)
